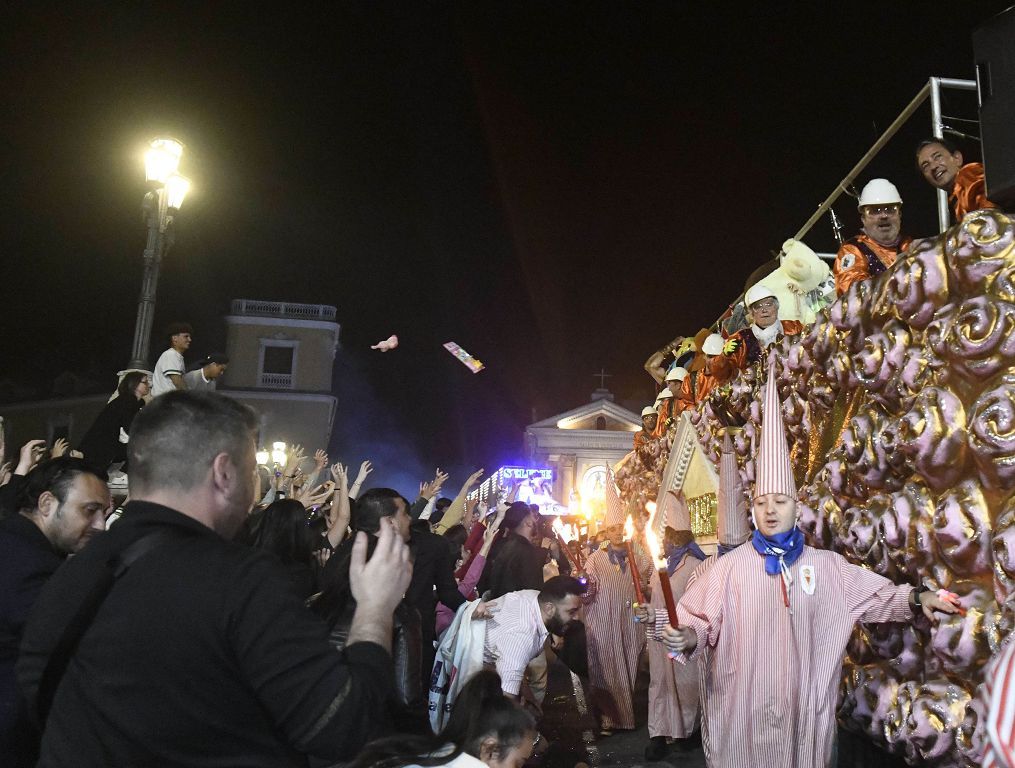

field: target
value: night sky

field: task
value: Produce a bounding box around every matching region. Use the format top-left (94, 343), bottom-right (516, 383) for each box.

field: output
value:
top-left (0, 2), bottom-right (1009, 487)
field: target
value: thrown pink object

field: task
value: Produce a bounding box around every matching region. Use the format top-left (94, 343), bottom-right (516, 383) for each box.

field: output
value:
top-left (370, 334), bottom-right (399, 352)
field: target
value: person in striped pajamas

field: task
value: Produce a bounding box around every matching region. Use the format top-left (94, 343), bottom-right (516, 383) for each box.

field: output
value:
top-left (582, 497), bottom-right (654, 736)
top-left (658, 355), bottom-right (957, 767)
top-left (639, 428), bottom-right (755, 756)
top-left (985, 639), bottom-right (1015, 768)
top-left (643, 489), bottom-right (706, 761)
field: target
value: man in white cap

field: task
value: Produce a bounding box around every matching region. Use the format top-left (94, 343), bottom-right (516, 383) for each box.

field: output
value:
top-left (677, 333), bottom-right (730, 409)
top-left (723, 286), bottom-right (804, 373)
top-left (656, 354), bottom-right (957, 767)
top-left (641, 489), bottom-right (705, 760)
top-left (833, 178), bottom-right (913, 296)
top-left (582, 473), bottom-right (654, 736)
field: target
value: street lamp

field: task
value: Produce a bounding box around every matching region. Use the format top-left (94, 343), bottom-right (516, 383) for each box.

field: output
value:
top-left (127, 137), bottom-right (192, 370)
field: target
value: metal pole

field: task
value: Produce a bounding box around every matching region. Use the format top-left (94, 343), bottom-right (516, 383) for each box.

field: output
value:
top-left (792, 82), bottom-right (931, 243)
top-left (127, 189), bottom-right (166, 369)
top-left (929, 77), bottom-right (953, 233)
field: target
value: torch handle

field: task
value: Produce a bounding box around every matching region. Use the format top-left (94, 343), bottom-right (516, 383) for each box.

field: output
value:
top-left (555, 532), bottom-right (581, 574)
top-left (626, 541), bottom-right (646, 605)
top-left (657, 564), bottom-right (679, 628)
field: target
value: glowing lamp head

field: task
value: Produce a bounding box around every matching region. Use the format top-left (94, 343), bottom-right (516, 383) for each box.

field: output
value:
top-left (165, 173), bottom-right (190, 209)
top-left (271, 441), bottom-right (287, 466)
top-left (144, 138), bottom-right (184, 184)
top-left (624, 514), bottom-right (634, 541)
top-left (255, 449), bottom-right (269, 466)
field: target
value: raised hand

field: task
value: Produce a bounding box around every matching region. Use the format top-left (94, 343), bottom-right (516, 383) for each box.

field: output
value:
top-left (313, 449), bottom-right (329, 471)
top-left (299, 481), bottom-right (335, 509)
top-left (330, 462), bottom-right (347, 484)
top-left (17, 439), bottom-right (47, 475)
top-left (51, 437), bottom-right (70, 458)
top-left (462, 468), bottom-right (484, 492)
top-left (0, 462), bottom-right (11, 486)
top-left (284, 444), bottom-right (306, 476)
top-left (354, 460), bottom-right (373, 487)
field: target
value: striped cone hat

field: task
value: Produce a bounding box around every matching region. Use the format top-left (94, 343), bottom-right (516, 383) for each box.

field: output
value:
top-left (604, 469), bottom-right (626, 528)
top-left (753, 353), bottom-right (796, 499)
top-left (662, 489), bottom-right (691, 531)
top-left (717, 431), bottom-right (751, 545)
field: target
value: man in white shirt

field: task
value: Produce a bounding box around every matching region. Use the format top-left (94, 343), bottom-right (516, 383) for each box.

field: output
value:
top-left (184, 353), bottom-right (229, 392)
top-left (151, 322), bottom-right (192, 397)
top-left (480, 575), bottom-right (585, 698)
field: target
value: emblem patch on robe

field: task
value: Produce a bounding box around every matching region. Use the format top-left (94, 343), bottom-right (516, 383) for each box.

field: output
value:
top-left (800, 565), bottom-right (816, 595)
top-left (839, 253), bottom-right (855, 270)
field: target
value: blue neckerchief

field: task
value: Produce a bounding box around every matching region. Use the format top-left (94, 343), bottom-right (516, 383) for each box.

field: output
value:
top-left (665, 542), bottom-right (707, 574)
top-left (607, 546), bottom-right (628, 574)
top-left (751, 527), bottom-right (805, 576)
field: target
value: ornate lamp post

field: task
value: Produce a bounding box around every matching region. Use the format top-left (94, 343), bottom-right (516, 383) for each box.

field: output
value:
top-left (127, 138), bottom-right (191, 370)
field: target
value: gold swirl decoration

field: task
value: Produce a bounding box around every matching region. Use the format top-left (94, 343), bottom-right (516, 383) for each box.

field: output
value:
top-left (690, 209), bottom-right (1015, 767)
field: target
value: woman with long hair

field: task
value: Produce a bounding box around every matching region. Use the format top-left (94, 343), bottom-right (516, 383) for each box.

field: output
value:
top-left (76, 371), bottom-right (149, 475)
top-left (349, 670), bottom-right (536, 768)
top-left (244, 498), bottom-right (320, 599)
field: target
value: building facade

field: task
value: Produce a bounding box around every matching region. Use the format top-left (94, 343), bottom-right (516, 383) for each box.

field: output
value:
top-left (221, 299), bottom-right (339, 453)
top-left (524, 389), bottom-right (642, 522)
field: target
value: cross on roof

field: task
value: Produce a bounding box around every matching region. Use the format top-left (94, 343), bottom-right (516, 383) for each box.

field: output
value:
top-left (592, 368), bottom-right (612, 389)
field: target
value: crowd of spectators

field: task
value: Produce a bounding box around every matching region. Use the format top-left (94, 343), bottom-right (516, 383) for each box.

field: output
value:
top-left (0, 136), bottom-right (1007, 767)
top-left (0, 383), bottom-right (592, 766)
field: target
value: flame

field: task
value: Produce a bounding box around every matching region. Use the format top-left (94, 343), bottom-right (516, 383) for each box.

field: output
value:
top-left (646, 500), bottom-right (657, 515)
top-left (645, 502), bottom-right (665, 566)
top-left (624, 514), bottom-right (634, 541)
top-left (553, 518), bottom-right (575, 543)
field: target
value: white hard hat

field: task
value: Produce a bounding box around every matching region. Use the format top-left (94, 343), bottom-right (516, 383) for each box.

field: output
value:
top-left (656, 388), bottom-right (674, 399)
top-left (665, 366), bottom-right (688, 382)
top-left (641, 406), bottom-right (658, 417)
top-left (702, 333), bottom-right (725, 356)
top-left (745, 283), bottom-right (777, 307)
top-left (858, 179), bottom-right (902, 208)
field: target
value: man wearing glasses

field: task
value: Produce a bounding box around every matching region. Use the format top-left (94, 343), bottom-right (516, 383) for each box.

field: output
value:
top-left (719, 285), bottom-right (804, 374)
top-left (833, 178), bottom-right (913, 296)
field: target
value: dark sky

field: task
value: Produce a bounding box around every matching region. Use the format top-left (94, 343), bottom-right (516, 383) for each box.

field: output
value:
top-left (0, 2), bottom-right (1009, 485)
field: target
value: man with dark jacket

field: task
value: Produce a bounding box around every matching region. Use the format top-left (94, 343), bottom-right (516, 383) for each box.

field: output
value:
top-left (17, 392), bottom-right (411, 767)
top-left (480, 502), bottom-right (547, 599)
top-left (0, 457), bottom-right (110, 766)
top-left (407, 517), bottom-right (466, 705)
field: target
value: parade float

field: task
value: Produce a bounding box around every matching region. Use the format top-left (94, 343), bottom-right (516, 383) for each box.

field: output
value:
top-left (644, 208), bottom-right (1014, 767)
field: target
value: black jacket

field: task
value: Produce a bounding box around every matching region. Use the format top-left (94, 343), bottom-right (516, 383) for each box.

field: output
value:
top-left (75, 394), bottom-right (144, 473)
top-left (480, 532), bottom-right (546, 599)
top-left (406, 521), bottom-right (465, 641)
top-left (0, 514), bottom-right (63, 765)
top-left (17, 501), bottom-right (394, 767)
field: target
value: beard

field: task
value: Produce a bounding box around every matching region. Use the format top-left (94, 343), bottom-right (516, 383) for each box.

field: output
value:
top-left (545, 610), bottom-right (571, 636)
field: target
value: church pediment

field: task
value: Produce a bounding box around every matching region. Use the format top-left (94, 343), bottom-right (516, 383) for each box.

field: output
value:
top-left (528, 398), bottom-right (641, 432)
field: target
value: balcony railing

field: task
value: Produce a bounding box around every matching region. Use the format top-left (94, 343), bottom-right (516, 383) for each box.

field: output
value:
top-left (258, 373), bottom-right (294, 389)
top-left (230, 299), bottom-right (337, 321)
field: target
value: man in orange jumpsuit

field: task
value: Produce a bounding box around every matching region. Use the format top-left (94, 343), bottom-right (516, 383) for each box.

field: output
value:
top-left (721, 285), bottom-right (804, 373)
top-left (916, 137), bottom-right (999, 221)
top-left (678, 334), bottom-right (730, 410)
top-left (833, 178), bottom-right (913, 296)
top-left (634, 407), bottom-right (659, 452)
top-left (653, 367), bottom-right (688, 436)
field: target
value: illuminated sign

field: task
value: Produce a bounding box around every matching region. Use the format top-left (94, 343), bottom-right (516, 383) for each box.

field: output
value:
top-left (470, 466), bottom-right (565, 515)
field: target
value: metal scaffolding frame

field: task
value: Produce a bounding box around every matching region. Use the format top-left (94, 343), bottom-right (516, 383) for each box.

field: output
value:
top-left (795, 76), bottom-right (977, 242)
